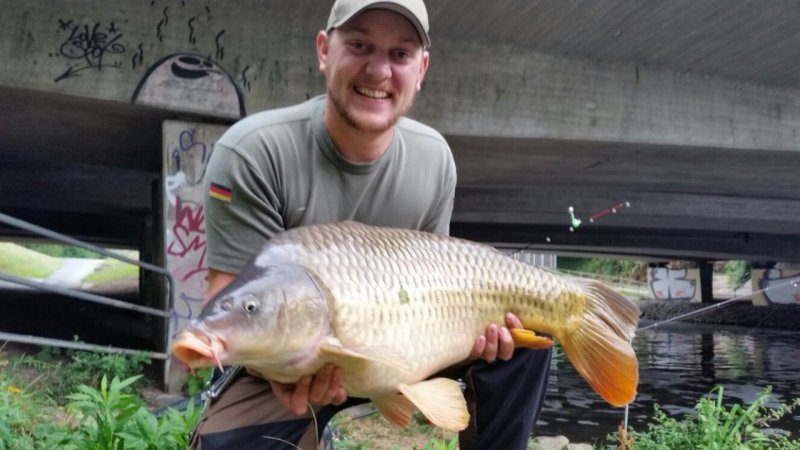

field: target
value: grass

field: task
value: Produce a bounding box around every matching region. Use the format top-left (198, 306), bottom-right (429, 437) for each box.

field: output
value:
top-left (1, 346), bottom-right (201, 449)
top-left (82, 258), bottom-right (139, 285)
top-left (0, 242), bottom-right (63, 278)
top-left (0, 243), bottom-right (139, 287)
top-left (605, 386), bottom-right (800, 449)
top-left (329, 409), bottom-right (457, 449)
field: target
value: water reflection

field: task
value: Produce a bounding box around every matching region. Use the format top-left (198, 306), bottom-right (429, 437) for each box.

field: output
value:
top-left (536, 321), bottom-right (800, 444)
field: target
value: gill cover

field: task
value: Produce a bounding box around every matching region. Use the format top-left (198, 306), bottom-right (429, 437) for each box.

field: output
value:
top-left (189, 262), bottom-right (330, 369)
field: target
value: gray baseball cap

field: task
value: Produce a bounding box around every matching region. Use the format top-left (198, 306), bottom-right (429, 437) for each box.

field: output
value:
top-left (326, 0), bottom-right (431, 48)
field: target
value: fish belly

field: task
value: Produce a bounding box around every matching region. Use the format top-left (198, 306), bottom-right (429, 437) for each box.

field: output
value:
top-left (273, 222), bottom-right (585, 396)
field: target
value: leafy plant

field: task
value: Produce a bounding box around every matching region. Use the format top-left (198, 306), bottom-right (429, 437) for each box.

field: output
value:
top-left (607, 386), bottom-right (800, 449)
top-left (0, 359), bottom-right (63, 450)
top-left (45, 374), bottom-right (203, 450)
top-left (183, 367), bottom-right (214, 396)
top-left (725, 260), bottom-right (751, 289)
top-left (46, 375), bottom-right (144, 449)
top-left (23, 345), bottom-right (151, 401)
top-left (117, 400), bottom-right (204, 450)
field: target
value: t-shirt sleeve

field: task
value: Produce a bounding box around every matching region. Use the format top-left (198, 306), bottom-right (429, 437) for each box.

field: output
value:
top-left (204, 142), bottom-right (284, 273)
top-left (422, 142), bottom-right (457, 236)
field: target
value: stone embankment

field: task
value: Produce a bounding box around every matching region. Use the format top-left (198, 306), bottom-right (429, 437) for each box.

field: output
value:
top-left (638, 299), bottom-right (800, 330)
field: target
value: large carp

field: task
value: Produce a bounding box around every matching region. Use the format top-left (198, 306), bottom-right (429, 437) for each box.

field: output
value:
top-left (172, 221), bottom-right (639, 431)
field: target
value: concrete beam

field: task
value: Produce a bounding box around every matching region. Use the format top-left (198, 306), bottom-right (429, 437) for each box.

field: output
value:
top-left (2, 0), bottom-right (799, 151)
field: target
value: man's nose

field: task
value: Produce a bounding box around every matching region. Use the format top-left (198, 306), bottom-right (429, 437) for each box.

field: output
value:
top-left (365, 53), bottom-right (392, 80)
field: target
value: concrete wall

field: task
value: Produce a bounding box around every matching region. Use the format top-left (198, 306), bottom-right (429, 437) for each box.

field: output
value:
top-left (752, 265), bottom-right (800, 306)
top-left (3, 0), bottom-right (800, 151)
top-left (648, 267), bottom-right (701, 303)
top-left (162, 120), bottom-right (226, 391)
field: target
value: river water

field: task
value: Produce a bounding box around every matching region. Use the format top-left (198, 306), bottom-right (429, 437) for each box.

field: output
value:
top-left (536, 320), bottom-right (800, 445)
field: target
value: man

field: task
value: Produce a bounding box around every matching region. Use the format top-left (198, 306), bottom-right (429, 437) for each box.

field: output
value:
top-left (190, 0), bottom-right (552, 448)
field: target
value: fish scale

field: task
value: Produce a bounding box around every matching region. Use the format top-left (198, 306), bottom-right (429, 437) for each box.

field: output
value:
top-left (173, 221), bottom-right (640, 431)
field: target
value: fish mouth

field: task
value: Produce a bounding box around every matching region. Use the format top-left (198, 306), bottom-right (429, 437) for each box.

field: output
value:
top-left (172, 330), bottom-right (226, 371)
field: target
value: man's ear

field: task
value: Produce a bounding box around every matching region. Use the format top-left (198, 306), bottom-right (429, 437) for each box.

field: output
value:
top-left (316, 30), bottom-right (329, 73)
top-left (416, 50), bottom-right (430, 91)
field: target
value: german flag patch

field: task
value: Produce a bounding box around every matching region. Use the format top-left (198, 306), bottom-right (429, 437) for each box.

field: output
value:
top-left (209, 182), bottom-right (233, 203)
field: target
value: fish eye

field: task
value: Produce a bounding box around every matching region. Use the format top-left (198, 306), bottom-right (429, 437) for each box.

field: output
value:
top-left (243, 300), bottom-right (258, 313)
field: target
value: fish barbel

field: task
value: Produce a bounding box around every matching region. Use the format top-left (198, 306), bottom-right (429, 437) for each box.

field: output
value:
top-left (172, 221), bottom-right (639, 431)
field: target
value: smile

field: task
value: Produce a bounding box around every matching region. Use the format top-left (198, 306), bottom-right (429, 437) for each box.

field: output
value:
top-left (355, 87), bottom-right (390, 99)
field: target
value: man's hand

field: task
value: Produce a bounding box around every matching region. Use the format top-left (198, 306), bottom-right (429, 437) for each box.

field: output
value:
top-left (469, 312), bottom-right (523, 363)
top-left (266, 364), bottom-right (348, 415)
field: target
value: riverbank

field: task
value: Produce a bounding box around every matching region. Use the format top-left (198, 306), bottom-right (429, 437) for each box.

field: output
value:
top-left (638, 299), bottom-right (800, 330)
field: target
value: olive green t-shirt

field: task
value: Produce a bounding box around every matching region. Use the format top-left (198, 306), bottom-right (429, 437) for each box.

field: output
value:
top-left (204, 95), bottom-right (457, 273)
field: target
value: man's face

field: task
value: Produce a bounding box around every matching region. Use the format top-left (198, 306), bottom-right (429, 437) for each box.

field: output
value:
top-left (317, 9), bottom-right (430, 134)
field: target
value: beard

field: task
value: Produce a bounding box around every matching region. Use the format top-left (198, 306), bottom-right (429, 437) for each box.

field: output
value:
top-left (328, 87), bottom-right (414, 134)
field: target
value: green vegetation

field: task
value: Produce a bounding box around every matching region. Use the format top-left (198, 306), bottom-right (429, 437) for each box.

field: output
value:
top-left (19, 243), bottom-right (98, 259)
top-left (725, 260), bottom-right (752, 289)
top-left (1, 348), bottom-right (202, 449)
top-left (330, 410), bottom-right (457, 449)
top-left (31, 343), bottom-right (151, 402)
top-left (606, 386), bottom-right (800, 449)
top-left (0, 243), bottom-right (63, 278)
top-left (558, 256), bottom-right (644, 280)
top-left (47, 375), bottom-right (202, 450)
top-left (183, 367), bottom-right (214, 397)
top-left (83, 259), bottom-right (139, 285)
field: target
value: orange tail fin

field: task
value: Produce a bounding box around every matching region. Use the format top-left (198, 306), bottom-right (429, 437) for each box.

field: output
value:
top-left (558, 280), bottom-right (640, 407)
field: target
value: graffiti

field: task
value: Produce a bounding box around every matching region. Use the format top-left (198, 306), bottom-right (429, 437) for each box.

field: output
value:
top-left (759, 269), bottom-right (800, 305)
top-left (168, 196), bottom-right (205, 257)
top-left (187, 17), bottom-right (197, 45)
top-left (131, 43), bottom-right (144, 69)
top-left (650, 267), bottom-right (697, 301)
top-left (170, 292), bottom-right (203, 338)
top-left (54, 20), bottom-right (126, 82)
top-left (157, 7), bottom-right (169, 42)
top-left (170, 128), bottom-right (210, 185)
top-left (214, 29), bottom-right (226, 60)
top-left (239, 65), bottom-right (252, 91)
top-left (164, 122), bottom-right (227, 365)
top-left (133, 53), bottom-right (245, 117)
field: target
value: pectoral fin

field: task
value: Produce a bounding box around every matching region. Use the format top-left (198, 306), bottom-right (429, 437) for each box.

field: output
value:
top-left (510, 329), bottom-right (553, 349)
top-left (397, 378), bottom-right (468, 431)
top-left (372, 394), bottom-right (418, 428)
top-left (319, 338), bottom-right (410, 373)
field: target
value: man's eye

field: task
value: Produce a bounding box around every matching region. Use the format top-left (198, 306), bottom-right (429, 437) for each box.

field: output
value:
top-left (349, 41), bottom-right (367, 51)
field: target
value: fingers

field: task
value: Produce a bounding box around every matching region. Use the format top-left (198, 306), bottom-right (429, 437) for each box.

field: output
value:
top-left (273, 364), bottom-right (349, 416)
top-left (483, 324), bottom-right (499, 362)
top-left (505, 312), bottom-right (524, 330)
top-left (472, 313), bottom-right (523, 363)
top-left (496, 326), bottom-right (514, 361)
top-left (308, 364), bottom-right (345, 405)
top-left (271, 377), bottom-right (312, 416)
top-left (469, 334), bottom-right (486, 360)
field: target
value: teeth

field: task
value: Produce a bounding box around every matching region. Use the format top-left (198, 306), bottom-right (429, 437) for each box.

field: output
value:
top-left (356, 87), bottom-right (388, 98)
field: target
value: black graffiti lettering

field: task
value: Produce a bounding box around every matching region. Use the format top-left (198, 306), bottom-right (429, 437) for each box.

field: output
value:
top-left (240, 65), bottom-right (251, 91)
top-left (58, 19), bottom-right (73, 31)
top-left (131, 43), bottom-right (144, 69)
top-left (156, 7), bottom-right (169, 42)
top-left (188, 17), bottom-right (197, 45)
top-left (214, 29), bottom-right (225, 59)
top-left (55, 20), bottom-right (126, 82)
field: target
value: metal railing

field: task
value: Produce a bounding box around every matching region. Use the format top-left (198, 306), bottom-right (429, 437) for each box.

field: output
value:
top-left (0, 212), bottom-right (174, 375)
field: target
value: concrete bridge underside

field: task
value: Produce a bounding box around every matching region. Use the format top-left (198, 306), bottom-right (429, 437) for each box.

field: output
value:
top-left (1, 0), bottom-right (800, 263)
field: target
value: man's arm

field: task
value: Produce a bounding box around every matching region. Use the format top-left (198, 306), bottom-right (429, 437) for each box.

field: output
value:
top-left (203, 268), bottom-right (236, 306)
